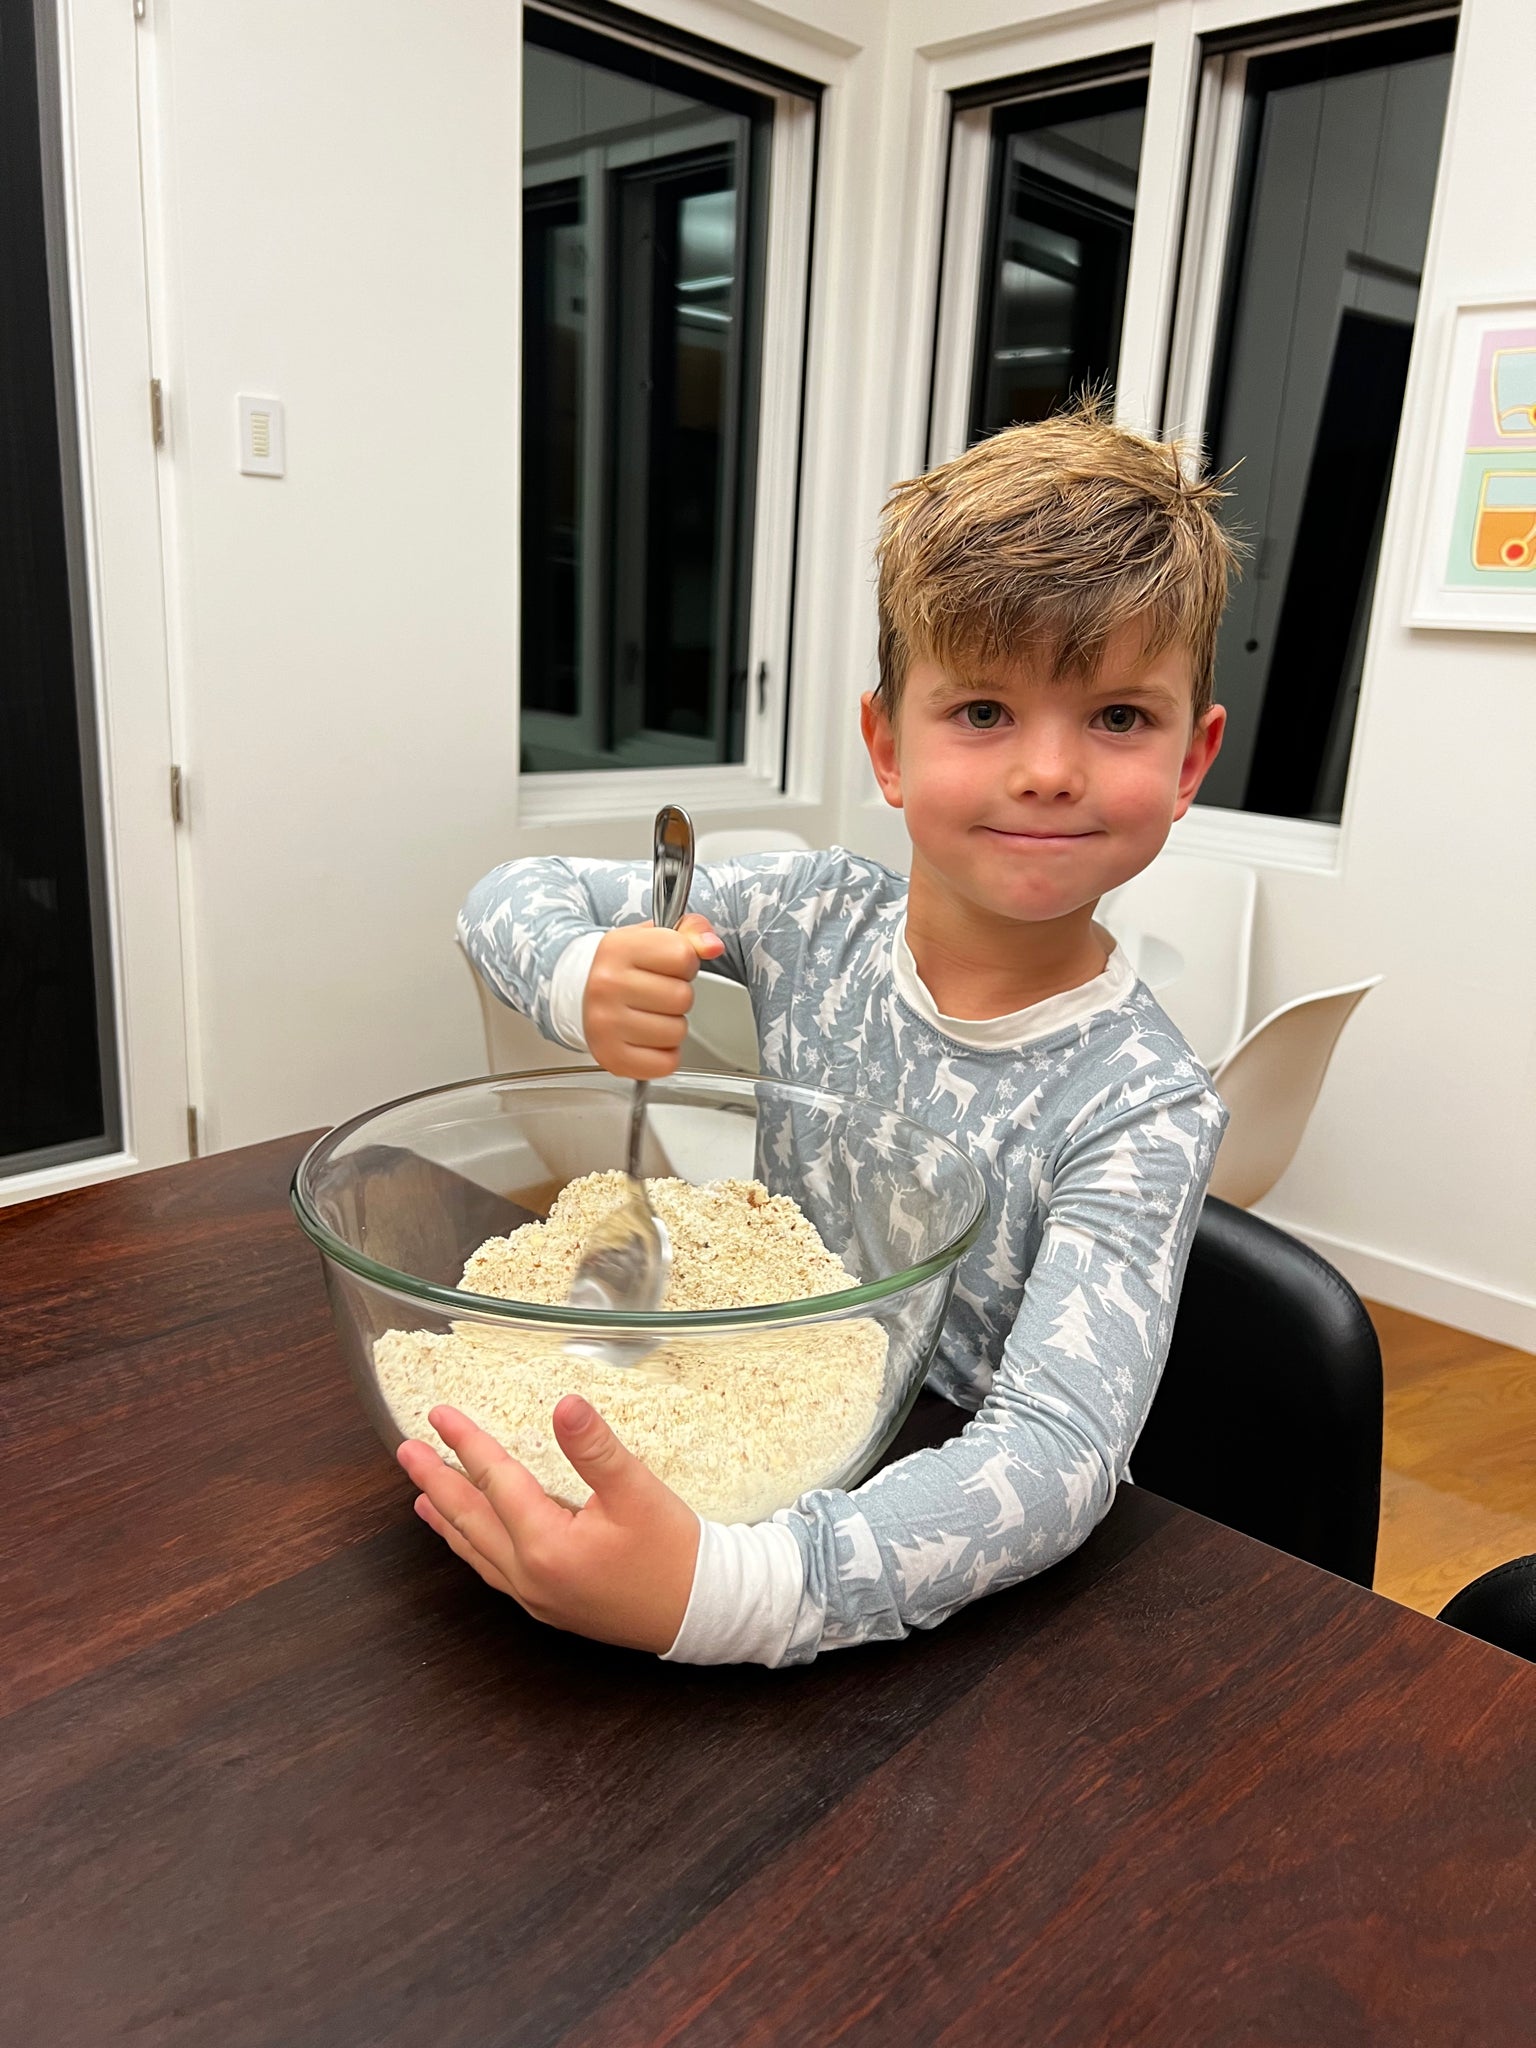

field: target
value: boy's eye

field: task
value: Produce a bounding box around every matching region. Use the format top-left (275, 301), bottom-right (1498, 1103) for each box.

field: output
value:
top-left (1099, 704), bottom-right (1144, 734)
top-left (960, 701), bottom-right (1006, 729)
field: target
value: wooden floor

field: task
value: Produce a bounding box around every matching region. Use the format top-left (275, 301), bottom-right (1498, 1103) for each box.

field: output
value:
top-left (1369, 1301), bottom-right (1536, 1617)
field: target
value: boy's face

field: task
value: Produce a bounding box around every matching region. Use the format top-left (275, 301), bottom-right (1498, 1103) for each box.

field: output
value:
top-left (861, 626), bottom-right (1225, 932)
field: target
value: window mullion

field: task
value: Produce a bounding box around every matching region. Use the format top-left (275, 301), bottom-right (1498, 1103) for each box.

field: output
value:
top-left (1162, 56), bottom-right (1247, 443)
top-left (739, 90), bottom-right (813, 787)
top-left (927, 107), bottom-right (993, 466)
top-left (1113, 24), bottom-right (1206, 436)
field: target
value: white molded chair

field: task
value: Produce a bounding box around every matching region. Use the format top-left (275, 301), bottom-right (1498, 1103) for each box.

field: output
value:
top-left (1207, 976), bottom-right (1382, 1208)
top-left (458, 941), bottom-right (758, 1184)
top-left (460, 940), bottom-right (589, 1075)
top-left (694, 827), bottom-right (811, 862)
top-left (1099, 853), bottom-right (1258, 1070)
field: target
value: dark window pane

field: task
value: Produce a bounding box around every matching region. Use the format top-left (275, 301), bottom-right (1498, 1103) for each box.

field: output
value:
top-left (970, 80), bottom-right (1146, 440)
top-left (521, 180), bottom-right (583, 717)
top-left (1198, 20), bottom-right (1456, 822)
top-left (1, 0), bottom-right (119, 1174)
top-left (520, 18), bottom-right (771, 774)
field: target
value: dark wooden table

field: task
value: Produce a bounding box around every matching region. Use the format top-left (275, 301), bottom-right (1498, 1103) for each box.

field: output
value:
top-left (2, 1136), bottom-right (1533, 2047)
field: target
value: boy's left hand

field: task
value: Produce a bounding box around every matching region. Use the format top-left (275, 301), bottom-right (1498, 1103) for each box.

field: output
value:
top-left (397, 1399), bottom-right (699, 1653)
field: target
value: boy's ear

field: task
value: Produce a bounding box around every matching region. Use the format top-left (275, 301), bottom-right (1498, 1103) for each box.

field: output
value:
top-left (1173, 704), bottom-right (1226, 821)
top-left (861, 691), bottom-right (904, 810)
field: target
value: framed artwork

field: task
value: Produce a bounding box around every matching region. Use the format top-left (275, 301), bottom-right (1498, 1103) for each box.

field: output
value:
top-left (1410, 297), bottom-right (1536, 631)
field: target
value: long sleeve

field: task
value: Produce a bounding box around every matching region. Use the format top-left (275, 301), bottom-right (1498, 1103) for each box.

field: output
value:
top-left (458, 853), bottom-right (780, 1048)
top-left (770, 1075), bottom-right (1226, 1664)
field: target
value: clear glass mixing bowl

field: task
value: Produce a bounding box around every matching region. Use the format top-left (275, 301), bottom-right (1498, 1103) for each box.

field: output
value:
top-left (292, 1070), bottom-right (987, 1522)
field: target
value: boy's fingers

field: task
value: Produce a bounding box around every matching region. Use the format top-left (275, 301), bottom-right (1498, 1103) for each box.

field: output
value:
top-left (552, 1395), bottom-right (646, 1506)
top-left (427, 1404), bottom-right (511, 1472)
top-left (610, 1045), bottom-right (683, 1080)
top-left (678, 913), bottom-right (726, 958)
top-left (624, 967), bottom-right (697, 1016)
top-left (622, 1011), bottom-right (688, 1051)
top-left (398, 1434), bottom-right (491, 1511)
top-left (428, 1406), bottom-right (544, 1515)
top-left (399, 1438), bottom-right (522, 1565)
top-left (617, 928), bottom-right (705, 979)
top-left (425, 1406), bottom-right (572, 1544)
top-left (414, 1495), bottom-right (517, 1597)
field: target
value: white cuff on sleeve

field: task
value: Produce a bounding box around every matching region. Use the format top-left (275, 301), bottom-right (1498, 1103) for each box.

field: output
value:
top-left (548, 930), bottom-right (605, 1051)
top-left (661, 1516), bottom-right (805, 1667)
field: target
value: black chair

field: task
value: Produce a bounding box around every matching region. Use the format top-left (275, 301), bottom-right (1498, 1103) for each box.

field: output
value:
top-left (1131, 1196), bottom-right (1383, 1588)
top-left (1438, 1556), bottom-right (1536, 1664)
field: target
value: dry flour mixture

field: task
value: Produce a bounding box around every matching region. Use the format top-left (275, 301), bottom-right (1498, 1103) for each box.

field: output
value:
top-left (374, 1172), bottom-right (889, 1524)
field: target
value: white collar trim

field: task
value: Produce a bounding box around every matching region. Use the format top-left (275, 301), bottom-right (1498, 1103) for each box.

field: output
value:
top-left (892, 916), bottom-right (1137, 1050)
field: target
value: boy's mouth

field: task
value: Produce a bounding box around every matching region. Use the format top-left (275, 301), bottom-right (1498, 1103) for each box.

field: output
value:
top-left (982, 826), bottom-right (1100, 845)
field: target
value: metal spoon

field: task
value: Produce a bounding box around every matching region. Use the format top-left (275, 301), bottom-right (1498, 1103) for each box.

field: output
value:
top-left (564, 805), bottom-right (695, 1365)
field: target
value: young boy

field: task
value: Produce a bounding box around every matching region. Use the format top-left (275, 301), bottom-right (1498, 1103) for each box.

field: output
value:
top-left (402, 406), bottom-right (1235, 1667)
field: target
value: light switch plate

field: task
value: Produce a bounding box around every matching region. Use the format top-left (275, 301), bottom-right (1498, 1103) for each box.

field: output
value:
top-left (238, 394), bottom-right (285, 477)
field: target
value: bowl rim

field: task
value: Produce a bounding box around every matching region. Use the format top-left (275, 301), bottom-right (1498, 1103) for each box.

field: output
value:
top-left (290, 1067), bottom-right (988, 1331)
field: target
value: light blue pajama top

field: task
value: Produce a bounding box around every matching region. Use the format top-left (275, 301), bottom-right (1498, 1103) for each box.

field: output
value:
top-left (459, 848), bottom-right (1226, 1665)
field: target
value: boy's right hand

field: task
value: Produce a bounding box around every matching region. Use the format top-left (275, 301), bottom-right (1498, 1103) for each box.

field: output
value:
top-left (583, 914), bottom-right (726, 1079)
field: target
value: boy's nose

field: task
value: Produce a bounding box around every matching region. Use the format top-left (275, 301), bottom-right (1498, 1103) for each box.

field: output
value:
top-left (1005, 735), bottom-right (1086, 802)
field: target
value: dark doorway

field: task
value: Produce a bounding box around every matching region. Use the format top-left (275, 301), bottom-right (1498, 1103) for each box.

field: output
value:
top-left (0, 0), bottom-right (119, 1172)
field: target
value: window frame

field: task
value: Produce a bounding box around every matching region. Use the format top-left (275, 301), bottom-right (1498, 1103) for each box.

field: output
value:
top-left (1162, 9), bottom-right (1458, 454)
top-left (515, 2), bottom-right (819, 825)
top-left (913, 1), bottom-right (1459, 874)
top-left (1160, 4), bottom-right (1458, 857)
top-left (927, 57), bottom-right (1153, 470)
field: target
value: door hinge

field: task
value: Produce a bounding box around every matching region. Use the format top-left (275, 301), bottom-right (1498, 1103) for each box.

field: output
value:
top-left (756, 660), bottom-right (769, 715)
top-left (134, 0), bottom-right (147, 21)
top-left (186, 1105), bottom-right (201, 1158)
top-left (150, 377), bottom-right (166, 446)
top-left (170, 762), bottom-right (185, 825)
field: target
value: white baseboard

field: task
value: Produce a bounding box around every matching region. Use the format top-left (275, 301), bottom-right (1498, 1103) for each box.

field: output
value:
top-left (1256, 1207), bottom-right (1536, 1355)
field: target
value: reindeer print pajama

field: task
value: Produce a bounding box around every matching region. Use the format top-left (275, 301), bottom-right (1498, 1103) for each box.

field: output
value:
top-left (460, 848), bottom-right (1227, 1665)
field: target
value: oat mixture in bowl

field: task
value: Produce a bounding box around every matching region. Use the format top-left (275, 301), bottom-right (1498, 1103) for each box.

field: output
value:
top-left (292, 1071), bottom-right (987, 1524)
top-left (376, 1173), bottom-right (891, 1522)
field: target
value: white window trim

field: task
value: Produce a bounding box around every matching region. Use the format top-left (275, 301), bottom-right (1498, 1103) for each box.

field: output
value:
top-left (515, 21), bottom-right (817, 827)
top-left (1159, 49), bottom-right (1246, 448)
top-left (1168, 804), bottom-right (1341, 874)
top-left (927, 102), bottom-right (993, 467)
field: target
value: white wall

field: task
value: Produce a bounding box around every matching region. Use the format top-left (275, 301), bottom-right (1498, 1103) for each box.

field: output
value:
top-left (52, 0), bottom-right (1536, 1346)
top-left (128, 0), bottom-right (879, 1153)
top-left (146, 0), bottom-right (525, 1150)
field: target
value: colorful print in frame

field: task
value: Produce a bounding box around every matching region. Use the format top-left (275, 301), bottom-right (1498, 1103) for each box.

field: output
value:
top-left (1412, 300), bottom-right (1536, 631)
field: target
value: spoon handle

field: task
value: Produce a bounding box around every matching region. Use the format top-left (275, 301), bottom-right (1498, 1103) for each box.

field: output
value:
top-left (626, 805), bottom-right (694, 1184)
top-left (626, 1078), bottom-right (649, 1181)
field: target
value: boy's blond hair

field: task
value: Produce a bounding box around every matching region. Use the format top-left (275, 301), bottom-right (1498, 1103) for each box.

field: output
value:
top-left (876, 401), bottom-right (1238, 721)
